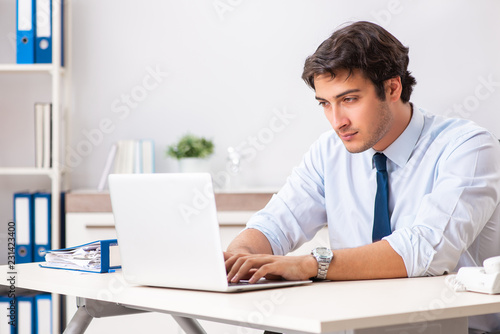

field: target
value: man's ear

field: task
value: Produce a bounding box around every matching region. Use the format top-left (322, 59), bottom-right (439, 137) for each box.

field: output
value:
top-left (385, 77), bottom-right (403, 102)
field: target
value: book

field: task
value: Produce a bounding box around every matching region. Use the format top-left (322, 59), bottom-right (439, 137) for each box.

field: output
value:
top-left (42, 103), bottom-right (52, 168)
top-left (97, 143), bottom-right (118, 191)
top-left (34, 103), bottom-right (44, 168)
top-left (39, 239), bottom-right (121, 273)
top-left (114, 140), bottom-right (135, 174)
top-left (34, 102), bottom-right (52, 168)
top-left (98, 140), bottom-right (155, 190)
top-left (141, 139), bottom-right (155, 173)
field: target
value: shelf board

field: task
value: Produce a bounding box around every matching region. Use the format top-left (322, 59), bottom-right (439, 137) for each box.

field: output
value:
top-left (0, 167), bottom-right (55, 176)
top-left (0, 64), bottom-right (63, 73)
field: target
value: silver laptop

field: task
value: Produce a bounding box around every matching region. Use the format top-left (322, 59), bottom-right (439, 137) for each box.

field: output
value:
top-left (108, 173), bottom-right (311, 292)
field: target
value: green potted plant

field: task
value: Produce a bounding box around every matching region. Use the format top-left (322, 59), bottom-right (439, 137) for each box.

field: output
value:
top-left (166, 134), bottom-right (214, 172)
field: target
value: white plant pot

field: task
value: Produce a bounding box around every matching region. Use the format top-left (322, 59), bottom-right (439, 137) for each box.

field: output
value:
top-left (178, 158), bottom-right (211, 173)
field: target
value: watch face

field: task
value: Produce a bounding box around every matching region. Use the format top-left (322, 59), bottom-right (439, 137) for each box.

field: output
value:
top-left (314, 247), bottom-right (332, 258)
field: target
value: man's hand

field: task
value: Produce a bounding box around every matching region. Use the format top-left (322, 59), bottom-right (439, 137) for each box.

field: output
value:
top-left (225, 252), bottom-right (317, 284)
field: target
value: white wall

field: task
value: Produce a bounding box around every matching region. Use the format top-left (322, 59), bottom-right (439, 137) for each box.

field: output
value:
top-left (0, 0), bottom-right (500, 261)
top-left (65, 0), bottom-right (500, 190)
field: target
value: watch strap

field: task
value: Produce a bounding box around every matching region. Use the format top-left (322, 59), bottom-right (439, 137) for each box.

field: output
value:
top-left (316, 259), bottom-right (330, 280)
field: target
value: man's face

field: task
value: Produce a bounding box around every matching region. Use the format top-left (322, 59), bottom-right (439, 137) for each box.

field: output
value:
top-left (314, 69), bottom-right (394, 153)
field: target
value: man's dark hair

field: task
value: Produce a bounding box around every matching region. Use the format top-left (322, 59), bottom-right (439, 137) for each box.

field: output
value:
top-left (302, 21), bottom-right (416, 103)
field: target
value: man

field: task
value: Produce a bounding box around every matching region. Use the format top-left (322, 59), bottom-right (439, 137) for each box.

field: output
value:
top-left (225, 21), bottom-right (500, 332)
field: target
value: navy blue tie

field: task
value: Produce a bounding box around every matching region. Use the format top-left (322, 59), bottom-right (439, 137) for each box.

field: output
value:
top-left (372, 153), bottom-right (391, 242)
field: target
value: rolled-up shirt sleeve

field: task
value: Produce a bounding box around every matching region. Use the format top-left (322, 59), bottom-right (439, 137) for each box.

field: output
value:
top-left (385, 131), bottom-right (500, 277)
top-left (246, 138), bottom-right (328, 255)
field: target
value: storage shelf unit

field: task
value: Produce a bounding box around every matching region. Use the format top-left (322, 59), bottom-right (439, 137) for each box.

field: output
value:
top-left (0, 1), bottom-right (71, 333)
top-left (0, 9), bottom-right (67, 246)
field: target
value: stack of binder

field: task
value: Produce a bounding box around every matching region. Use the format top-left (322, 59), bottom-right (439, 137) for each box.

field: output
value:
top-left (13, 191), bottom-right (58, 333)
top-left (16, 0), bottom-right (62, 64)
top-left (0, 293), bottom-right (53, 334)
top-left (40, 239), bottom-right (121, 273)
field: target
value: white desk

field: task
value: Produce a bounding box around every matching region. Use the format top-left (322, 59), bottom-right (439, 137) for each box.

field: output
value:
top-left (2, 263), bottom-right (500, 334)
top-left (62, 190), bottom-right (331, 334)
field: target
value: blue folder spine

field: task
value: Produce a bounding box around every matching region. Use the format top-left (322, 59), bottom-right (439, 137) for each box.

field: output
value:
top-left (17, 295), bottom-right (35, 334)
top-left (14, 192), bottom-right (34, 264)
top-left (16, 0), bottom-right (36, 64)
top-left (35, 294), bottom-right (52, 334)
top-left (100, 239), bottom-right (121, 272)
top-left (0, 296), bottom-right (16, 334)
top-left (33, 192), bottom-right (52, 263)
top-left (35, 0), bottom-right (52, 63)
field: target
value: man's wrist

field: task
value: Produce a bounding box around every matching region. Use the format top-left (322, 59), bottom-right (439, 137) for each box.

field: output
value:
top-left (306, 255), bottom-right (320, 279)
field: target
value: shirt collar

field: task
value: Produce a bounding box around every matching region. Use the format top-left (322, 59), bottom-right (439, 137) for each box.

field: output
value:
top-left (369, 103), bottom-right (424, 169)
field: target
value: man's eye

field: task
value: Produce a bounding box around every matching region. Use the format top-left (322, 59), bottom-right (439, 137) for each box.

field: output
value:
top-left (344, 97), bottom-right (357, 103)
top-left (318, 101), bottom-right (329, 107)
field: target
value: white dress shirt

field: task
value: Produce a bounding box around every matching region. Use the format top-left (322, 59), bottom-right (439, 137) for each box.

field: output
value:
top-left (246, 105), bottom-right (500, 330)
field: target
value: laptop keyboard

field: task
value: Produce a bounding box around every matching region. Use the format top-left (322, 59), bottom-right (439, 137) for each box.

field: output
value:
top-left (229, 279), bottom-right (281, 286)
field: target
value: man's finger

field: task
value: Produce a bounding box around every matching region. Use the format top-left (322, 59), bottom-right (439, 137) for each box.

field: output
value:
top-left (230, 255), bottom-right (276, 283)
top-left (223, 252), bottom-right (233, 261)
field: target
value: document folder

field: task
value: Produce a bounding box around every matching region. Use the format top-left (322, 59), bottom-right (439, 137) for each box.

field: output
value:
top-left (40, 239), bottom-right (121, 273)
top-left (34, 192), bottom-right (51, 262)
top-left (17, 0), bottom-right (36, 64)
top-left (0, 296), bottom-right (16, 334)
top-left (35, 294), bottom-right (52, 334)
top-left (35, 0), bottom-right (52, 63)
top-left (17, 295), bottom-right (35, 334)
top-left (14, 192), bottom-right (34, 264)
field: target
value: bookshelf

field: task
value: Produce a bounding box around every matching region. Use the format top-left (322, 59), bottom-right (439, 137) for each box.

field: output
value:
top-left (0, 1), bottom-right (71, 333)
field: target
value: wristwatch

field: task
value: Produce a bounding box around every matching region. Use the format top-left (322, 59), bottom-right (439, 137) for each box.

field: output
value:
top-left (311, 247), bottom-right (333, 280)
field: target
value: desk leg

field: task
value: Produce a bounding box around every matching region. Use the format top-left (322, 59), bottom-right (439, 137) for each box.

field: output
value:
top-left (63, 305), bottom-right (93, 334)
top-left (63, 298), bottom-right (149, 334)
top-left (172, 315), bottom-right (207, 334)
